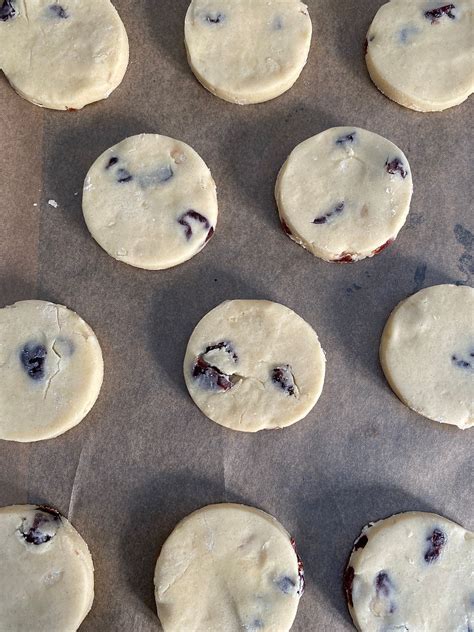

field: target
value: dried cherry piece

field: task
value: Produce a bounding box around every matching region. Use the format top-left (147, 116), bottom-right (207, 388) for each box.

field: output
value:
top-left (425, 4), bottom-right (456, 22)
top-left (0, 0), bottom-right (16, 21)
top-left (204, 341), bottom-right (238, 362)
top-left (385, 158), bottom-right (407, 179)
top-left (276, 576), bottom-right (297, 594)
top-left (343, 565), bottom-right (355, 607)
top-left (106, 156), bottom-right (119, 170)
top-left (20, 343), bottom-right (47, 381)
top-left (375, 571), bottom-right (392, 597)
top-left (204, 12), bottom-right (225, 24)
top-left (49, 4), bottom-right (68, 18)
top-left (424, 528), bottom-right (446, 563)
top-left (290, 538), bottom-right (305, 596)
top-left (354, 534), bottom-right (368, 550)
top-left (272, 365), bottom-right (297, 396)
top-left (313, 202), bottom-right (345, 225)
top-left (192, 357), bottom-right (234, 391)
top-left (451, 354), bottom-right (473, 370)
top-left (178, 210), bottom-right (210, 240)
top-left (372, 239), bottom-right (394, 256)
top-left (19, 510), bottom-right (61, 546)
top-left (117, 168), bottom-right (133, 183)
top-left (336, 132), bottom-right (356, 146)
top-left (334, 253), bottom-right (356, 263)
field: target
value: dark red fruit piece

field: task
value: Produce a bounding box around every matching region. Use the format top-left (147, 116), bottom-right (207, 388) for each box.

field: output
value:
top-left (272, 365), bottom-right (297, 396)
top-left (106, 156), bottom-right (119, 170)
top-left (20, 343), bottom-right (47, 381)
top-left (0, 0), bottom-right (16, 21)
top-left (192, 357), bottom-right (234, 391)
top-left (343, 566), bottom-right (355, 607)
top-left (276, 576), bottom-right (297, 594)
top-left (372, 239), bottom-right (394, 256)
top-left (37, 505), bottom-right (62, 519)
top-left (385, 158), bottom-right (408, 179)
top-left (375, 571), bottom-right (392, 597)
top-left (204, 341), bottom-right (238, 362)
top-left (336, 132), bottom-right (356, 145)
top-left (452, 354), bottom-right (473, 370)
top-left (205, 226), bottom-right (215, 243)
top-left (290, 538), bottom-right (305, 596)
top-left (424, 528), bottom-right (446, 563)
top-left (19, 510), bottom-right (60, 546)
top-left (425, 4), bottom-right (456, 22)
top-left (354, 534), bottom-right (368, 550)
top-left (49, 4), bottom-right (68, 18)
top-left (117, 168), bottom-right (132, 183)
top-left (313, 202), bottom-right (345, 225)
top-left (204, 12), bottom-right (225, 24)
top-left (334, 253), bottom-right (356, 263)
top-left (178, 210), bottom-right (210, 240)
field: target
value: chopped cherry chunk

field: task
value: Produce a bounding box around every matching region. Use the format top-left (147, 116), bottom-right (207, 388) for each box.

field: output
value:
top-left (424, 528), bottom-right (446, 563)
top-left (425, 4), bottom-right (456, 22)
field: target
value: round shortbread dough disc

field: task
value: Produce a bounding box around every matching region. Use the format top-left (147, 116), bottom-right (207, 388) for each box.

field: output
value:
top-left (0, 0), bottom-right (129, 110)
top-left (366, 0), bottom-right (474, 112)
top-left (380, 284), bottom-right (474, 429)
top-left (154, 504), bottom-right (305, 632)
top-left (276, 127), bottom-right (413, 262)
top-left (184, 0), bottom-right (312, 104)
top-left (344, 512), bottom-right (474, 632)
top-left (0, 300), bottom-right (104, 442)
top-left (0, 504), bottom-right (94, 631)
top-left (183, 299), bottom-right (326, 432)
top-left (83, 134), bottom-right (218, 270)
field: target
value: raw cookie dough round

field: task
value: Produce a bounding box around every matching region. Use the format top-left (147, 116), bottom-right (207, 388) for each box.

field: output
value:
top-left (366, 0), bottom-right (474, 111)
top-left (380, 284), bottom-right (474, 429)
top-left (83, 134), bottom-right (218, 270)
top-left (155, 504), bottom-right (305, 632)
top-left (0, 504), bottom-right (94, 631)
top-left (184, 0), bottom-right (312, 104)
top-left (276, 127), bottom-right (413, 262)
top-left (0, 300), bottom-right (104, 442)
top-left (344, 512), bottom-right (474, 632)
top-left (0, 0), bottom-right (128, 110)
top-left (184, 300), bottom-right (326, 432)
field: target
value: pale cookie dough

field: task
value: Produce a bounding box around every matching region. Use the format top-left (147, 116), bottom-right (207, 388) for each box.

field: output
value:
top-left (184, 300), bottom-right (325, 432)
top-left (276, 127), bottom-right (413, 262)
top-left (0, 300), bottom-right (103, 442)
top-left (366, 0), bottom-right (474, 111)
top-left (0, 504), bottom-right (94, 632)
top-left (344, 512), bottom-right (474, 632)
top-left (380, 284), bottom-right (474, 429)
top-left (0, 0), bottom-right (128, 110)
top-left (155, 504), bottom-right (305, 632)
top-left (184, 0), bottom-right (312, 104)
top-left (83, 134), bottom-right (218, 270)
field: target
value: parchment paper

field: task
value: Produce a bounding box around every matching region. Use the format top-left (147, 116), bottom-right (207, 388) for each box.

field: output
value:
top-left (0, 1), bottom-right (473, 630)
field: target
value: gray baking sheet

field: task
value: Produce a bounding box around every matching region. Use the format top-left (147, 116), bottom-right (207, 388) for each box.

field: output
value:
top-left (0, 1), bottom-right (473, 630)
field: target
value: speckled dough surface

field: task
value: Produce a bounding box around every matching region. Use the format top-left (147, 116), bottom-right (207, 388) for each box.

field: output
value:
top-left (366, 0), bottom-right (474, 111)
top-left (0, 0), bottom-right (128, 110)
top-left (344, 512), bottom-right (474, 632)
top-left (380, 284), bottom-right (474, 429)
top-left (184, 300), bottom-right (325, 432)
top-left (184, 0), bottom-right (312, 104)
top-left (155, 504), bottom-right (304, 632)
top-left (0, 505), bottom-right (94, 632)
top-left (276, 127), bottom-right (413, 262)
top-left (0, 300), bottom-right (103, 442)
top-left (83, 134), bottom-right (218, 270)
